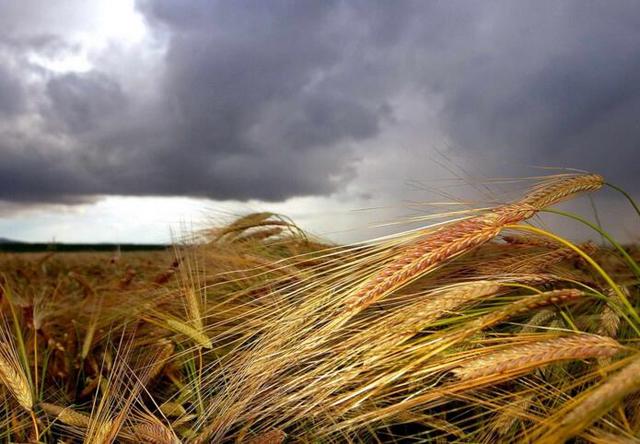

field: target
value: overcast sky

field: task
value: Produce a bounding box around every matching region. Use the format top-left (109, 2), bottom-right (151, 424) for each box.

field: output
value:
top-left (0, 0), bottom-right (638, 243)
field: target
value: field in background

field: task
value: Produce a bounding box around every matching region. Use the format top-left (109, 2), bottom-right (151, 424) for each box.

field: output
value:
top-left (0, 173), bottom-right (639, 443)
top-left (0, 243), bottom-right (168, 253)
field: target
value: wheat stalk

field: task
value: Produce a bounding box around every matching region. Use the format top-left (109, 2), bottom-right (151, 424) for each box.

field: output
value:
top-left (191, 173), bottom-right (605, 443)
top-left (488, 393), bottom-right (536, 438)
top-left (0, 357), bottom-right (32, 412)
top-left (477, 241), bottom-right (596, 275)
top-left (453, 334), bottom-right (622, 380)
top-left (184, 286), bottom-right (204, 332)
top-left (502, 234), bottom-right (560, 248)
top-left (583, 428), bottom-right (639, 444)
top-left (145, 340), bottom-right (175, 382)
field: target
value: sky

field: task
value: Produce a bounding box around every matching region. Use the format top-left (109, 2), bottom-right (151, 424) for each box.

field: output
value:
top-left (0, 0), bottom-right (639, 244)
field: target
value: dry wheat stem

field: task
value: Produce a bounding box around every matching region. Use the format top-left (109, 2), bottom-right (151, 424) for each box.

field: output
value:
top-left (453, 334), bottom-right (622, 380)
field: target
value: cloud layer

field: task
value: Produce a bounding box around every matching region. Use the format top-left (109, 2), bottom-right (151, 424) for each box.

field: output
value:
top-left (1, 1), bottom-right (639, 207)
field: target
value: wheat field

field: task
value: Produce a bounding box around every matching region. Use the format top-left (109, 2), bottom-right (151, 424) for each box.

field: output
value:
top-left (0, 172), bottom-right (638, 443)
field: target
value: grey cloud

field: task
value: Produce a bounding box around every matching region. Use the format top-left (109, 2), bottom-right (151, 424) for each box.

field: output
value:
top-left (0, 59), bottom-right (25, 116)
top-left (421, 2), bottom-right (640, 190)
top-left (2, 1), bottom-right (392, 204)
top-left (46, 72), bottom-right (128, 133)
top-left (0, 0), bottom-right (639, 207)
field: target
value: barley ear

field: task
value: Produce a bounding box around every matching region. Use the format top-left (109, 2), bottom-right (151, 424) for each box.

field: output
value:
top-left (40, 402), bottom-right (90, 428)
top-left (538, 354), bottom-right (640, 443)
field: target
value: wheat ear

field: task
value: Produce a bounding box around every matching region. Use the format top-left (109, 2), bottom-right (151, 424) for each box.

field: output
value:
top-left (453, 334), bottom-right (622, 380)
top-left (159, 401), bottom-right (186, 417)
top-left (126, 422), bottom-right (180, 444)
top-left (518, 173), bottom-right (603, 209)
top-left (91, 420), bottom-right (116, 444)
top-left (346, 173), bottom-right (603, 312)
top-left (392, 281), bottom-right (502, 339)
top-left (165, 318), bottom-right (212, 349)
top-left (538, 353), bottom-right (640, 443)
top-left (40, 402), bottom-right (90, 428)
top-left (597, 287), bottom-right (628, 339)
top-left (245, 428), bottom-right (286, 444)
top-left (0, 343), bottom-right (33, 411)
top-left (470, 289), bottom-right (584, 333)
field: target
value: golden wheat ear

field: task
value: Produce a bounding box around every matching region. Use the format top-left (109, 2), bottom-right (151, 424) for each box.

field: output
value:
top-left (39, 402), bottom-right (90, 428)
top-left (122, 416), bottom-right (181, 444)
top-left (452, 334), bottom-right (623, 380)
top-left (0, 318), bottom-right (33, 413)
top-left (244, 428), bottom-right (286, 444)
top-left (536, 354), bottom-right (640, 443)
top-left (344, 173), bottom-right (604, 313)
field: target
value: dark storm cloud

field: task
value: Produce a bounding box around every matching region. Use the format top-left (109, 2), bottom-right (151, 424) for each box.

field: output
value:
top-left (46, 72), bottom-right (128, 133)
top-left (131, 0), bottom-right (390, 199)
top-left (1, 0), bottom-right (394, 203)
top-left (1, 0), bottom-right (639, 206)
top-left (431, 2), bottom-right (640, 189)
